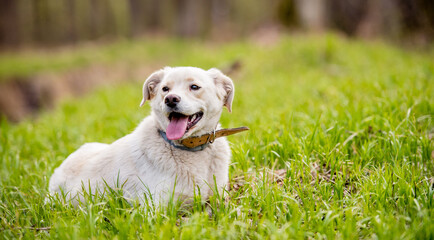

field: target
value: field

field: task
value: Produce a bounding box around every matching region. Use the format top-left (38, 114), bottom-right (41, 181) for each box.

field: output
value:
top-left (1, 34), bottom-right (433, 239)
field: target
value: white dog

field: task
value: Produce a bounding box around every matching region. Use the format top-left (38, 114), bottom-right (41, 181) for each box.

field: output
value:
top-left (48, 67), bottom-right (247, 206)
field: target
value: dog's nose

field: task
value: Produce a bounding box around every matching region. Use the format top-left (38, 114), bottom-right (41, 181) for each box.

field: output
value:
top-left (165, 94), bottom-right (181, 108)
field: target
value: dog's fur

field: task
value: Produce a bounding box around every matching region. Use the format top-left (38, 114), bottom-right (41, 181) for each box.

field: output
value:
top-left (48, 67), bottom-right (234, 205)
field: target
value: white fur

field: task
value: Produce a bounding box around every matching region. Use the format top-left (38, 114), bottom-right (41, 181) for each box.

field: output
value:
top-left (48, 67), bottom-right (234, 206)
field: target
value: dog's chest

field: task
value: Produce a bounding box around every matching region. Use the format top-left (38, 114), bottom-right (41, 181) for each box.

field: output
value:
top-left (136, 145), bottom-right (217, 183)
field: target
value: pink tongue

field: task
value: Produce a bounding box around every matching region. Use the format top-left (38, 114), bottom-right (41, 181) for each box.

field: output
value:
top-left (166, 115), bottom-right (189, 140)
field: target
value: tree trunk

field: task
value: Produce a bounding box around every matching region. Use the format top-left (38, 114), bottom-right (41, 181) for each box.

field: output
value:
top-left (0, 0), bottom-right (20, 47)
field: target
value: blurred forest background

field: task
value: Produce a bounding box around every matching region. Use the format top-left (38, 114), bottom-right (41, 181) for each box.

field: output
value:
top-left (0, 0), bottom-right (433, 122)
top-left (1, 0), bottom-right (433, 48)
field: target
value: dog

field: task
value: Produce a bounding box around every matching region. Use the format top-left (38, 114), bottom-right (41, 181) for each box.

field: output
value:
top-left (48, 66), bottom-right (247, 206)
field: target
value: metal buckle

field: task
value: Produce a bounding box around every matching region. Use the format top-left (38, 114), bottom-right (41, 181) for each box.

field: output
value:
top-left (207, 129), bottom-right (216, 144)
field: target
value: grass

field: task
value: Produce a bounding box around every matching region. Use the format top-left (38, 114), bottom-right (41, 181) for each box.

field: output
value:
top-left (1, 34), bottom-right (433, 239)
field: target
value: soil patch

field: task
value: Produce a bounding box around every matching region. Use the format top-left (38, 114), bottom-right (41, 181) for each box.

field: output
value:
top-left (0, 63), bottom-right (155, 122)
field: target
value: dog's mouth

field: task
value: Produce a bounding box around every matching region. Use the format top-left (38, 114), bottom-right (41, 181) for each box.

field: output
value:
top-left (166, 111), bottom-right (203, 140)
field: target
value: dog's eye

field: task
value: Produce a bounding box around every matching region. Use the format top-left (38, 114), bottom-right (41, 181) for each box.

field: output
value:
top-left (162, 86), bottom-right (170, 92)
top-left (190, 85), bottom-right (201, 91)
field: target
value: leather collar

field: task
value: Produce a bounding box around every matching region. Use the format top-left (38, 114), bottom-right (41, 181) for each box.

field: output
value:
top-left (159, 126), bottom-right (249, 152)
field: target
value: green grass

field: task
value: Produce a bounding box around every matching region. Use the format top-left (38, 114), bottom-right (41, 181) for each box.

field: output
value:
top-left (0, 38), bottom-right (205, 80)
top-left (1, 34), bottom-right (433, 239)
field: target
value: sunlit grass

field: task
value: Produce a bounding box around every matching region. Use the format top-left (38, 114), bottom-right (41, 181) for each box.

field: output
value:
top-left (1, 34), bottom-right (433, 239)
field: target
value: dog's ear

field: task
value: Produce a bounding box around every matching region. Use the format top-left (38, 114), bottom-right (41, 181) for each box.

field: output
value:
top-left (208, 68), bottom-right (235, 112)
top-left (140, 68), bottom-right (167, 107)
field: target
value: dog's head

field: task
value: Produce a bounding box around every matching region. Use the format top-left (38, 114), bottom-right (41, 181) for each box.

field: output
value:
top-left (141, 67), bottom-right (234, 140)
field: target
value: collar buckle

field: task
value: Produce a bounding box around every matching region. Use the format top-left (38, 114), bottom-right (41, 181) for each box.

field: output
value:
top-left (206, 129), bottom-right (216, 144)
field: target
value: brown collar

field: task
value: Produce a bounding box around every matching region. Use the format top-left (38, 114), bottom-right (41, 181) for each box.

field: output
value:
top-left (159, 127), bottom-right (249, 151)
top-left (180, 126), bottom-right (250, 148)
